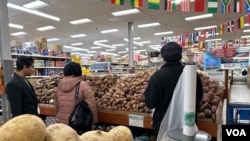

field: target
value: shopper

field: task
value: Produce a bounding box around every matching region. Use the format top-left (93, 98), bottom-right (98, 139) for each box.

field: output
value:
top-left (5, 56), bottom-right (38, 118)
top-left (54, 62), bottom-right (98, 128)
top-left (144, 42), bottom-right (203, 140)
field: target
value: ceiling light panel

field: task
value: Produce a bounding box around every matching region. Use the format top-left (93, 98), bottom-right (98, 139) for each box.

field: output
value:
top-left (154, 31), bottom-right (173, 36)
top-left (36, 26), bottom-right (56, 31)
top-left (194, 25), bottom-right (217, 31)
top-left (22, 0), bottom-right (49, 9)
top-left (7, 3), bottom-right (60, 21)
top-left (100, 29), bottom-right (119, 34)
top-left (69, 18), bottom-right (93, 25)
top-left (137, 22), bottom-right (160, 28)
top-left (90, 47), bottom-right (102, 49)
top-left (47, 38), bottom-right (60, 41)
top-left (11, 32), bottom-right (27, 36)
top-left (70, 34), bottom-right (87, 38)
top-left (9, 23), bottom-right (23, 29)
top-left (112, 44), bottom-right (124, 47)
top-left (71, 43), bottom-right (83, 46)
top-left (185, 14), bottom-right (213, 21)
top-left (112, 9), bottom-right (141, 16)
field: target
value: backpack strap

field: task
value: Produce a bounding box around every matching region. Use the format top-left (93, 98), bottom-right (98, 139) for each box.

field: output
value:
top-left (74, 81), bottom-right (81, 104)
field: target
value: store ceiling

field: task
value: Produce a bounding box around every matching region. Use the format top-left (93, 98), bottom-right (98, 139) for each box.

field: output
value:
top-left (7, 0), bottom-right (248, 56)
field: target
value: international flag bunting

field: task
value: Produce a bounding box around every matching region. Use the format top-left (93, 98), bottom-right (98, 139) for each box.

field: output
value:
top-left (218, 24), bottom-right (225, 34)
top-left (203, 29), bottom-right (209, 38)
top-left (148, 0), bottom-right (160, 9)
top-left (248, 14), bottom-right (250, 24)
top-left (227, 20), bottom-right (234, 32)
top-left (111, 0), bottom-right (125, 5)
top-left (195, 0), bottom-right (205, 12)
top-left (240, 16), bottom-right (245, 28)
top-left (246, 0), bottom-right (250, 13)
top-left (211, 28), bottom-right (216, 37)
top-left (180, 0), bottom-right (190, 12)
top-left (208, 0), bottom-right (218, 13)
top-left (221, 0), bottom-right (230, 13)
top-left (164, 0), bottom-right (176, 11)
top-left (130, 0), bottom-right (143, 8)
top-left (234, 0), bottom-right (243, 13)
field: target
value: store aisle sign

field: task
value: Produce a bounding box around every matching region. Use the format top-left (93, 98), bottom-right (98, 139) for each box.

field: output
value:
top-left (215, 44), bottom-right (236, 58)
top-left (128, 114), bottom-right (144, 127)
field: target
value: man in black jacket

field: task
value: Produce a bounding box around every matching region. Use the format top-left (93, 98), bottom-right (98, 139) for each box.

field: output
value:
top-left (144, 42), bottom-right (203, 140)
top-left (5, 56), bottom-right (38, 118)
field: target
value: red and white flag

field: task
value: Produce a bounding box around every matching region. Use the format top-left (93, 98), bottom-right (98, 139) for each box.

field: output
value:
top-left (180, 0), bottom-right (190, 12)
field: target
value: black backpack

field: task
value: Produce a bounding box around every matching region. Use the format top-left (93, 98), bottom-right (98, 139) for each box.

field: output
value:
top-left (69, 82), bottom-right (93, 133)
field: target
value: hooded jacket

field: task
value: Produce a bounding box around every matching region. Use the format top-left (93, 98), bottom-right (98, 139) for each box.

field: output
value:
top-left (54, 76), bottom-right (98, 125)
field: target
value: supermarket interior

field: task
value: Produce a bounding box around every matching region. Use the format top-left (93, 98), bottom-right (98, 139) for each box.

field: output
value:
top-left (1, 0), bottom-right (250, 141)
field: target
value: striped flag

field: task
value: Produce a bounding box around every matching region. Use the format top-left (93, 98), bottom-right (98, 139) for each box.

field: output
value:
top-left (221, 0), bottom-right (230, 13)
top-left (234, 0), bottom-right (243, 13)
top-left (111, 0), bottom-right (125, 5)
top-left (164, 0), bottom-right (176, 11)
top-left (246, 0), bottom-right (250, 13)
top-left (240, 16), bottom-right (245, 28)
top-left (195, 0), bottom-right (205, 12)
top-left (227, 20), bottom-right (234, 32)
top-left (219, 24), bottom-right (225, 34)
top-left (180, 0), bottom-right (190, 12)
top-left (211, 28), bottom-right (216, 37)
top-left (130, 0), bottom-right (143, 8)
top-left (248, 14), bottom-right (250, 24)
top-left (208, 0), bottom-right (218, 13)
top-left (148, 0), bottom-right (160, 9)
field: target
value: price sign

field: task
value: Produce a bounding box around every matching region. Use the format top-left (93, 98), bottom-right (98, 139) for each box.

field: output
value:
top-left (128, 114), bottom-right (144, 127)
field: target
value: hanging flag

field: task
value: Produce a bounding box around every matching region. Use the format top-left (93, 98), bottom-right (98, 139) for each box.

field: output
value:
top-left (246, 0), bottom-right (250, 12)
top-left (211, 28), bottom-right (216, 37)
top-left (148, 0), bottom-right (160, 9)
top-left (240, 16), bottom-right (245, 28)
top-left (248, 14), bottom-right (250, 24)
top-left (234, 0), bottom-right (243, 12)
top-left (190, 33), bottom-right (195, 42)
top-left (227, 20), bottom-right (234, 32)
top-left (111, 0), bottom-right (125, 5)
top-left (130, 0), bottom-right (143, 8)
top-left (164, 0), bottom-right (176, 11)
top-left (180, 0), bottom-right (190, 12)
top-left (199, 41), bottom-right (205, 48)
top-left (208, 0), bottom-right (218, 13)
top-left (195, 0), bottom-right (205, 12)
top-left (221, 0), bottom-right (230, 13)
top-left (219, 24), bottom-right (225, 34)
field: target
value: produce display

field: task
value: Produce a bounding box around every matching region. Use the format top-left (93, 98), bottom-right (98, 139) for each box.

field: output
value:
top-left (198, 71), bottom-right (224, 122)
top-left (0, 114), bottom-right (134, 141)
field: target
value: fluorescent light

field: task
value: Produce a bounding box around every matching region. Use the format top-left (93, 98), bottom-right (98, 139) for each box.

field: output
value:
top-left (138, 22), bottom-right (160, 28)
top-left (64, 46), bottom-right (89, 52)
top-left (100, 51), bottom-right (119, 56)
top-left (93, 42), bottom-right (116, 49)
top-left (185, 14), bottom-right (213, 21)
top-left (22, 0), bottom-right (49, 9)
top-left (149, 45), bottom-right (161, 48)
top-left (71, 43), bottom-right (83, 46)
top-left (241, 35), bottom-right (250, 38)
top-left (90, 47), bottom-right (102, 49)
top-left (205, 38), bottom-right (222, 42)
top-left (11, 32), bottom-right (27, 36)
top-left (70, 34), bottom-right (87, 38)
top-left (36, 26), bottom-right (56, 31)
top-left (7, 3), bottom-right (60, 21)
top-left (94, 40), bottom-right (108, 43)
top-left (124, 37), bottom-right (141, 41)
top-left (112, 44), bottom-right (124, 47)
top-left (105, 49), bottom-right (116, 52)
top-left (118, 51), bottom-right (128, 54)
top-left (69, 18), bottom-right (93, 25)
top-left (139, 41), bottom-right (151, 44)
top-left (100, 29), bottom-right (119, 34)
top-left (245, 23), bottom-right (250, 27)
top-left (154, 31), bottom-right (173, 36)
top-left (194, 25), bottom-right (217, 31)
top-left (47, 38), bottom-right (60, 41)
top-left (88, 51), bottom-right (97, 53)
top-left (112, 9), bottom-right (141, 16)
top-left (243, 29), bottom-right (250, 32)
top-left (9, 23), bottom-right (23, 29)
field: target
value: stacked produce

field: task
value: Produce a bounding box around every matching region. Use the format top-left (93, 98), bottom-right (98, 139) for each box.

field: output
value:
top-left (32, 75), bottom-right (62, 104)
top-left (98, 70), bottom-right (153, 113)
top-left (198, 71), bottom-right (224, 122)
top-left (0, 114), bottom-right (133, 141)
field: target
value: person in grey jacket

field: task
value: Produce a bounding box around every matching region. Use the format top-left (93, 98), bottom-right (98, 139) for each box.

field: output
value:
top-left (144, 42), bottom-right (203, 140)
top-left (5, 56), bottom-right (38, 118)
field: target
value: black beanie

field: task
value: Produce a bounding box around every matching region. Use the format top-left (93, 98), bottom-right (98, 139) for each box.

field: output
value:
top-left (161, 42), bottom-right (182, 62)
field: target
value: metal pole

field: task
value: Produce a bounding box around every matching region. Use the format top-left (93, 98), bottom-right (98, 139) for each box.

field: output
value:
top-left (0, 0), bottom-right (13, 121)
top-left (128, 22), bottom-right (134, 73)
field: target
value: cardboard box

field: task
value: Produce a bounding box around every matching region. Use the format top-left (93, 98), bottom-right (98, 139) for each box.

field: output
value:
top-left (49, 44), bottom-right (63, 52)
top-left (10, 40), bottom-right (22, 47)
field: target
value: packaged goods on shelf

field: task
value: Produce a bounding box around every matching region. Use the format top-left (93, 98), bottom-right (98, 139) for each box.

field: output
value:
top-left (49, 44), bottom-right (63, 52)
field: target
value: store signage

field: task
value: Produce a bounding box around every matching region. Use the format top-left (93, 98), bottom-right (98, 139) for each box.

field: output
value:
top-left (128, 114), bottom-right (144, 127)
top-left (214, 44), bottom-right (236, 58)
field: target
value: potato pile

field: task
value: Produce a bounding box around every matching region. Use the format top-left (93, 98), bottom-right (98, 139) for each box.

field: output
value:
top-left (98, 70), bottom-right (153, 113)
top-left (198, 72), bottom-right (224, 121)
top-left (32, 75), bottom-right (62, 104)
top-left (85, 75), bottom-right (119, 100)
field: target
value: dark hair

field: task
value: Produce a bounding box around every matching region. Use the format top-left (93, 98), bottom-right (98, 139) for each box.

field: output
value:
top-left (63, 62), bottom-right (82, 77)
top-left (16, 56), bottom-right (34, 71)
